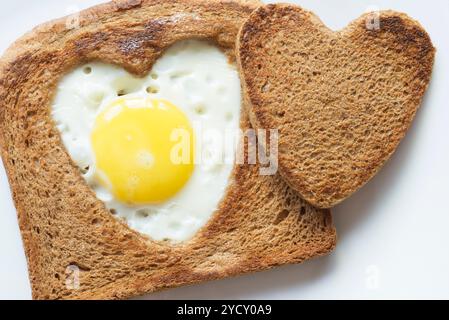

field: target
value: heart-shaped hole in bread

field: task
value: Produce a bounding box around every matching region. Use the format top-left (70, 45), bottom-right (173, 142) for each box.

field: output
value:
top-left (238, 4), bottom-right (435, 208)
top-left (51, 39), bottom-right (242, 242)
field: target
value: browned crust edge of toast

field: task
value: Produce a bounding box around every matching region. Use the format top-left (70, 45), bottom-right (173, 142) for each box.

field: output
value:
top-left (0, 0), bottom-right (336, 300)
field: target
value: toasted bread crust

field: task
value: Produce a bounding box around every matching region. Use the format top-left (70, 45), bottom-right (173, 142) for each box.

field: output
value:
top-left (0, 0), bottom-right (336, 300)
top-left (237, 4), bottom-right (435, 208)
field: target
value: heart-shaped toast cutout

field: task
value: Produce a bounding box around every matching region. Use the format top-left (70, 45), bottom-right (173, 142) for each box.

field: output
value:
top-left (238, 4), bottom-right (435, 208)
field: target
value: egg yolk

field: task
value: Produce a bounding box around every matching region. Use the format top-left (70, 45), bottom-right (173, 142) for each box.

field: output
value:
top-left (91, 98), bottom-right (195, 204)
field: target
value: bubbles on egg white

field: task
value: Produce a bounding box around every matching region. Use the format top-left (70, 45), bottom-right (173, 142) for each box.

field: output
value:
top-left (135, 208), bottom-right (156, 219)
top-left (83, 66), bottom-right (92, 74)
top-left (146, 86), bottom-right (159, 94)
top-left (194, 104), bottom-right (206, 115)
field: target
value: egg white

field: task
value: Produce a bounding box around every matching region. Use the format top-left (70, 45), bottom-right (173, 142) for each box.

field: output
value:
top-left (52, 40), bottom-right (241, 242)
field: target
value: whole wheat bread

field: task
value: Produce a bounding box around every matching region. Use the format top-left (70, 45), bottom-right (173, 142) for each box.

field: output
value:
top-left (237, 4), bottom-right (435, 208)
top-left (0, 0), bottom-right (336, 300)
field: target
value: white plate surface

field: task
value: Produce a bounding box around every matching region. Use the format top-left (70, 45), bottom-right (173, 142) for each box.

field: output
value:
top-left (1, 0), bottom-right (448, 300)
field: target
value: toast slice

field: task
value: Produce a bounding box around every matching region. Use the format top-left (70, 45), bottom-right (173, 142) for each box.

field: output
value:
top-left (0, 0), bottom-right (336, 300)
top-left (237, 4), bottom-right (435, 208)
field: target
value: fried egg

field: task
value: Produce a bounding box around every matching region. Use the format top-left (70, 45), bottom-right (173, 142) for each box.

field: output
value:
top-left (52, 40), bottom-right (241, 242)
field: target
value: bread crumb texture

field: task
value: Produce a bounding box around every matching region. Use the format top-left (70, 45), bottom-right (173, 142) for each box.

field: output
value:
top-left (0, 0), bottom-right (336, 300)
top-left (238, 4), bottom-right (435, 208)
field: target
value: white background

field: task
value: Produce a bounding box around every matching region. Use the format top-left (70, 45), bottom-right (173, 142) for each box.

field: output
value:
top-left (0, 0), bottom-right (448, 300)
